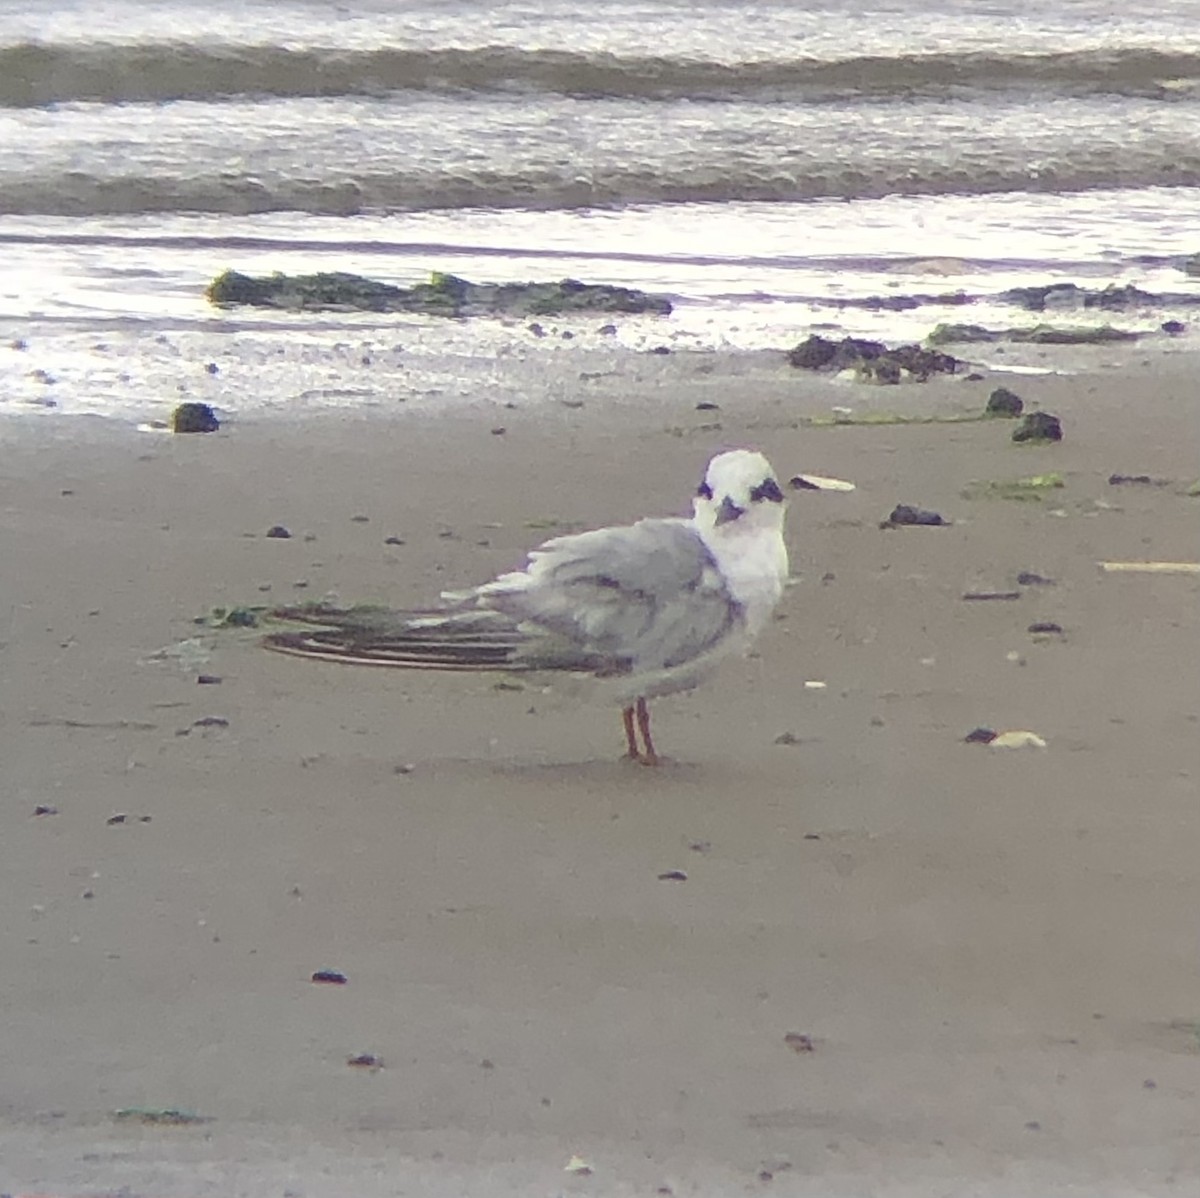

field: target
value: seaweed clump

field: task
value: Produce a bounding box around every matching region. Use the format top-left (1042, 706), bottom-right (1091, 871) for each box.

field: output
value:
top-left (206, 270), bottom-right (672, 317)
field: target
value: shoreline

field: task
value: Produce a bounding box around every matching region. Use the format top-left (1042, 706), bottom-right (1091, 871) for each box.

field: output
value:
top-left (2, 350), bottom-right (1198, 1195)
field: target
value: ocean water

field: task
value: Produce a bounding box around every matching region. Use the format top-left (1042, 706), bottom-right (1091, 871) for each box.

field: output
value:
top-left (2, 0), bottom-right (1199, 421)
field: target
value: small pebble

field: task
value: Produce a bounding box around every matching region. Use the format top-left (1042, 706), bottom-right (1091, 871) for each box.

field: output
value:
top-left (965, 727), bottom-right (998, 744)
top-left (883, 504), bottom-right (946, 527)
top-left (266, 525), bottom-right (291, 538)
top-left (311, 969), bottom-right (348, 985)
top-left (657, 870), bottom-right (688, 882)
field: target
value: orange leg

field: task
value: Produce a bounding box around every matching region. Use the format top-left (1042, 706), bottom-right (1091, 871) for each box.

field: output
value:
top-left (635, 696), bottom-right (659, 766)
top-left (621, 705), bottom-right (639, 759)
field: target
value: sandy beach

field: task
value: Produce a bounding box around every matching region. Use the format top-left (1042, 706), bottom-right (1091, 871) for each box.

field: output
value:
top-left (2, 350), bottom-right (1199, 1196)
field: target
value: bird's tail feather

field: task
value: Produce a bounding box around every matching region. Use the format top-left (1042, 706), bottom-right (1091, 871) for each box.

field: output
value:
top-left (262, 603), bottom-right (534, 671)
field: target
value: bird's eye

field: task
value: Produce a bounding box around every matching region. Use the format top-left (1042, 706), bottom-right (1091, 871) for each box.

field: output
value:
top-left (697, 481), bottom-right (713, 500)
top-left (750, 478), bottom-right (784, 504)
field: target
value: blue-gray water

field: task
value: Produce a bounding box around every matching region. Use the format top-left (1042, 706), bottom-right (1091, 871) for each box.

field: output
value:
top-left (2, 0), bottom-right (1199, 419)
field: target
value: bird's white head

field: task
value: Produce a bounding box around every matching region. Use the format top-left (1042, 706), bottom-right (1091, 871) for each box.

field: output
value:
top-left (692, 449), bottom-right (787, 537)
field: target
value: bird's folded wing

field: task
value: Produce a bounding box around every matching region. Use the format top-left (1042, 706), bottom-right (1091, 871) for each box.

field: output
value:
top-left (478, 518), bottom-right (743, 672)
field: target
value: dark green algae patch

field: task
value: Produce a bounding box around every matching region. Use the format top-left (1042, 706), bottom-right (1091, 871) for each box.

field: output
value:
top-left (206, 269), bottom-right (673, 317)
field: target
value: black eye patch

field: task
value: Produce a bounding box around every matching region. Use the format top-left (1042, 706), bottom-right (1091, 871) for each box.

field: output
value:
top-left (750, 477), bottom-right (784, 504)
top-left (697, 481), bottom-right (713, 499)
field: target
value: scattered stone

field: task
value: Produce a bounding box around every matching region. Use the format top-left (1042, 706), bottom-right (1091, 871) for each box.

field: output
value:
top-left (695, 401), bottom-right (720, 411)
top-left (1162, 320), bottom-right (1186, 335)
top-left (347, 1052), bottom-right (383, 1070)
top-left (1012, 412), bottom-right (1063, 443)
top-left (965, 727), bottom-right (998, 744)
top-left (491, 426), bottom-right (507, 435)
top-left (784, 1032), bottom-right (815, 1054)
top-left (191, 716), bottom-right (229, 729)
top-left (107, 813), bottom-right (128, 825)
top-left (650, 345), bottom-right (671, 355)
top-left (205, 362), bottom-right (219, 374)
top-left (787, 334), bottom-right (959, 382)
top-left (882, 504), bottom-right (946, 527)
top-left (986, 387), bottom-right (1024, 417)
top-left (1028, 621), bottom-right (1064, 635)
top-left (171, 402), bottom-right (220, 433)
top-left (1017, 571), bottom-right (1055, 586)
top-left (206, 269), bottom-right (673, 317)
top-left (564, 1155), bottom-right (594, 1176)
top-left (773, 731), bottom-right (804, 745)
top-left (311, 969), bottom-right (348, 985)
top-left (598, 323), bottom-right (617, 335)
top-left (33, 804), bottom-right (59, 816)
top-left (962, 590), bottom-right (1022, 601)
top-left (197, 674), bottom-right (222, 685)
top-left (266, 525), bottom-right (292, 538)
top-left (384, 535), bottom-right (405, 546)
top-left (350, 514), bottom-right (369, 523)
top-left (657, 870), bottom-right (688, 882)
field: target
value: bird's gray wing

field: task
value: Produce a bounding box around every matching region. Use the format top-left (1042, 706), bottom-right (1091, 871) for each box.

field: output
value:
top-left (478, 518), bottom-right (743, 674)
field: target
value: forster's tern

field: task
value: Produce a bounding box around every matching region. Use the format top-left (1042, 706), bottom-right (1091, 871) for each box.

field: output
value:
top-left (265, 448), bottom-right (789, 764)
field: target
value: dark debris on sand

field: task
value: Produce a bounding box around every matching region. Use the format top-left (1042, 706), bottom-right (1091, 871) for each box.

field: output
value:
top-left (787, 335), bottom-right (959, 383)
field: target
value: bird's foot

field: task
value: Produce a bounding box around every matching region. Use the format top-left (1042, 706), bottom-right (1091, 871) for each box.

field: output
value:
top-left (622, 750), bottom-right (662, 767)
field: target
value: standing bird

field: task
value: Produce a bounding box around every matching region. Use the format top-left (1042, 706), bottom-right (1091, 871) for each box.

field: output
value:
top-left (264, 448), bottom-right (789, 764)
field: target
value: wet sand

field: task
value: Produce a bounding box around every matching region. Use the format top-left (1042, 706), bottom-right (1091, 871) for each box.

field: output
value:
top-left (2, 353), bottom-right (1199, 1196)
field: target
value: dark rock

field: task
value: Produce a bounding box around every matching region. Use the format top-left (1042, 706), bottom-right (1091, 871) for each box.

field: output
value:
top-left (34, 804), bottom-right (59, 816)
top-left (999, 282), bottom-right (1161, 312)
top-left (197, 674), bottom-right (223, 685)
top-left (1028, 621), bottom-right (1064, 634)
top-left (695, 401), bottom-right (720, 411)
top-left (962, 590), bottom-right (1022, 601)
top-left (311, 969), bottom-right (348, 985)
top-left (1017, 571), bottom-right (1056, 586)
top-left (1001, 283), bottom-right (1084, 311)
top-left (650, 345), bottom-right (671, 355)
top-left (205, 362), bottom-right (219, 374)
top-left (986, 387), bottom-right (1024, 417)
top-left (882, 504), bottom-right (946, 527)
top-left (206, 269), bottom-right (672, 317)
top-left (266, 525), bottom-right (291, 538)
top-left (384, 535), bottom-right (405, 546)
top-left (171, 402), bottom-right (219, 433)
top-left (965, 727), bottom-right (998, 744)
top-left (787, 335), bottom-right (958, 382)
top-left (1162, 320), bottom-right (1186, 335)
top-left (1012, 412), bottom-right (1063, 443)
top-left (657, 870), bottom-right (688, 881)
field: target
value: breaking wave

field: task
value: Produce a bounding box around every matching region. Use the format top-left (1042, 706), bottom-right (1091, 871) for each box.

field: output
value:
top-left (4, 42), bottom-right (1200, 107)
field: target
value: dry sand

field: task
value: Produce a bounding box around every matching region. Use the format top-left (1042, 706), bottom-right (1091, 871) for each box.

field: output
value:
top-left (2, 353), bottom-right (1199, 1196)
